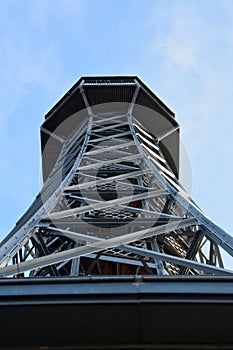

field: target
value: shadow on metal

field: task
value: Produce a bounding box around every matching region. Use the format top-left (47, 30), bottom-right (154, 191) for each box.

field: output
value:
top-left (0, 275), bottom-right (232, 350)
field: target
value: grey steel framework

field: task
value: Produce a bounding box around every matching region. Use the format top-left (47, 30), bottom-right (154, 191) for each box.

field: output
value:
top-left (0, 76), bottom-right (233, 278)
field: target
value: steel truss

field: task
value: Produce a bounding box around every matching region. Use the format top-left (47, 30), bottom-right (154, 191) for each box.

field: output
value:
top-left (0, 77), bottom-right (233, 278)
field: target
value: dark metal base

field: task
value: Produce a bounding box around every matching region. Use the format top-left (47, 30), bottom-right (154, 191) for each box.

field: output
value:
top-left (0, 276), bottom-right (232, 349)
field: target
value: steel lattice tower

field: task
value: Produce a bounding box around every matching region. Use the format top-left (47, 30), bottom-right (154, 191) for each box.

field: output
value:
top-left (1, 76), bottom-right (233, 277)
top-left (0, 76), bottom-right (233, 349)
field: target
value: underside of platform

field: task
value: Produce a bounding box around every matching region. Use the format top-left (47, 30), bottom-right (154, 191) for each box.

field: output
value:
top-left (0, 276), bottom-right (232, 350)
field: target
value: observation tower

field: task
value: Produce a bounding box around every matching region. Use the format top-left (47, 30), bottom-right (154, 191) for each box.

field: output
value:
top-left (0, 76), bottom-right (233, 349)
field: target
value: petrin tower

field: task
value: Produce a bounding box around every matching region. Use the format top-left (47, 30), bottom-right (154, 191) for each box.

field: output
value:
top-left (0, 76), bottom-right (233, 349)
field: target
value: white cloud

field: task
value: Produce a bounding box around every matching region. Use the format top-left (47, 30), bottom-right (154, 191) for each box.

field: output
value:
top-left (147, 1), bottom-right (233, 151)
top-left (28, 0), bottom-right (84, 31)
top-left (148, 2), bottom-right (201, 70)
top-left (144, 1), bottom-right (233, 247)
top-left (0, 0), bottom-right (85, 139)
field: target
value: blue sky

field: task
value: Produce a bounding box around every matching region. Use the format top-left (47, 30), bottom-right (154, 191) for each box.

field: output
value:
top-left (1, 0), bottom-right (233, 266)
